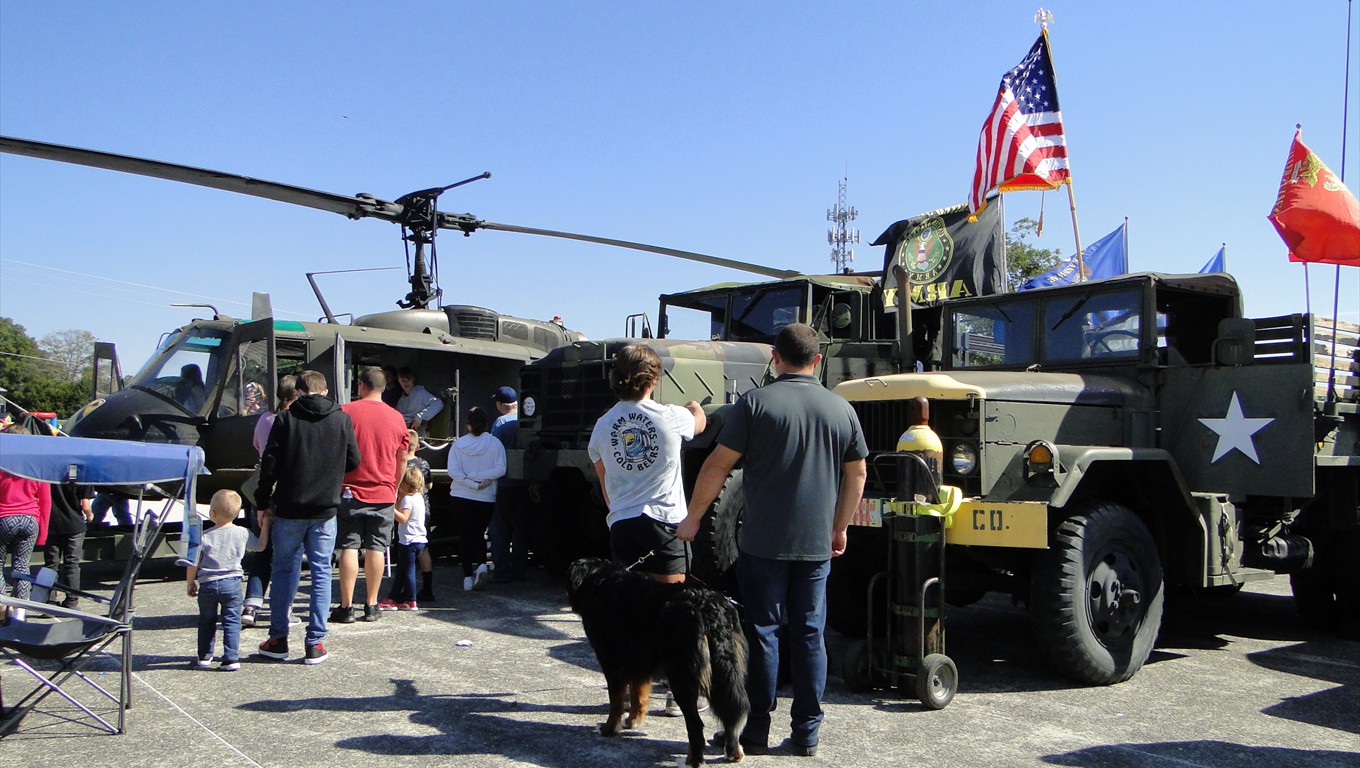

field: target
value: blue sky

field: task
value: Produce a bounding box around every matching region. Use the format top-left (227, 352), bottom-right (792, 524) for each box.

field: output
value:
top-left (2, 2), bottom-right (1357, 373)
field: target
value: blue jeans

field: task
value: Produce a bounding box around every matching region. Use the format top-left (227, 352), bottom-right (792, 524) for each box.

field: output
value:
top-left (490, 483), bottom-right (531, 579)
top-left (268, 516), bottom-right (336, 647)
top-left (92, 494), bottom-right (132, 527)
top-left (735, 554), bottom-right (831, 748)
top-left (389, 541), bottom-right (426, 604)
top-left (197, 576), bottom-right (244, 662)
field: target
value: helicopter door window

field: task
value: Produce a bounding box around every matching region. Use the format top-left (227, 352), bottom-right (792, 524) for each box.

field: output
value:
top-left (219, 339), bottom-right (272, 417)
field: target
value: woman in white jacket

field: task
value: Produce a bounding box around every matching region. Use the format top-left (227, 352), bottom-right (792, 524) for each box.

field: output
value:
top-left (449, 406), bottom-right (506, 590)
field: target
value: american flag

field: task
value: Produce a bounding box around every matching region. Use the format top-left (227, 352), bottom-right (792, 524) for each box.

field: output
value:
top-left (969, 31), bottom-right (1069, 217)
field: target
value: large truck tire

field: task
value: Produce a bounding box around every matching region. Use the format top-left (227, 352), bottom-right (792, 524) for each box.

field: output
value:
top-left (1029, 502), bottom-right (1164, 685)
top-left (688, 470), bottom-right (743, 594)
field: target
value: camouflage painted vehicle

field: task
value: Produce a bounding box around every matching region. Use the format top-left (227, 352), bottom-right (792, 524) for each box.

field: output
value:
top-left (514, 274), bottom-right (903, 571)
top-left (833, 272), bottom-right (1359, 684)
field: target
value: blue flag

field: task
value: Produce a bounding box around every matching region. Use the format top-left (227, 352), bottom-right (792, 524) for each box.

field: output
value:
top-left (1199, 246), bottom-right (1225, 273)
top-left (1018, 221), bottom-right (1128, 291)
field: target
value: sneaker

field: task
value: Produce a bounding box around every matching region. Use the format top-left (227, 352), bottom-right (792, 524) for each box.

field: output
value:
top-left (473, 563), bottom-right (491, 591)
top-left (397, 602), bottom-right (419, 611)
top-left (788, 742), bottom-right (818, 757)
top-left (362, 604), bottom-right (381, 622)
top-left (662, 692), bottom-right (681, 717)
top-left (195, 655), bottom-right (214, 669)
top-left (256, 637), bottom-right (289, 660)
top-left (377, 599), bottom-right (399, 611)
top-left (330, 605), bottom-right (357, 624)
top-left (241, 606), bottom-right (257, 628)
top-left (304, 643), bottom-right (328, 665)
top-left (220, 660), bottom-right (241, 672)
top-left (463, 576), bottom-right (476, 592)
top-left (288, 612), bottom-right (302, 625)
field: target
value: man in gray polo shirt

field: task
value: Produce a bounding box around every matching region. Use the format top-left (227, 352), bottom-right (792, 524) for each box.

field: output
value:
top-left (679, 322), bottom-right (868, 757)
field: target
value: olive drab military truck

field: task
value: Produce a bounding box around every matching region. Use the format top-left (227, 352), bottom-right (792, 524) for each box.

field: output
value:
top-left (834, 271), bottom-right (1359, 684)
top-left (514, 274), bottom-right (905, 571)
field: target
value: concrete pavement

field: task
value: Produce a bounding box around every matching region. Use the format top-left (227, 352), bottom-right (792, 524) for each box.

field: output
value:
top-left (1, 559), bottom-right (1356, 767)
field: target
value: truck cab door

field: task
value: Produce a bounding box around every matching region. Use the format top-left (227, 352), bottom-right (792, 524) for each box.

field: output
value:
top-left (199, 318), bottom-right (277, 474)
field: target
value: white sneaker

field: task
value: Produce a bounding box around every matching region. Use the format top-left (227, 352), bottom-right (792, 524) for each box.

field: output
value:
top-left (463, 576), bottom-right (476, 592)
top-left (473, 564), bottom-right (490, 591)
top-left (660, 693), bottom-right (707, 716)
top-left (662, 692), bottom-right (681, 716)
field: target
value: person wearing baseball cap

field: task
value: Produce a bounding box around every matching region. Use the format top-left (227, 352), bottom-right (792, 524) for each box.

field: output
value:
top-left (489, 385), bottom-right (528, 583)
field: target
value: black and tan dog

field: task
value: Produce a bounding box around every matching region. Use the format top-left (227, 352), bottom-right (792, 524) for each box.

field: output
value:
top-left (567, 557), bottom-right (749, 766)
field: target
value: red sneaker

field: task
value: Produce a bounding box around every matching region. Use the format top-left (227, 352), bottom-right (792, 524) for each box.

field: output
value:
top-left (398, 602), bottom-right (420, 612)
top-left (256, 637), bottom-right (288, 660)
top-left (377, 599), bottom-right (399, 611)
top-left (304, 642), bottom-right (328, 665)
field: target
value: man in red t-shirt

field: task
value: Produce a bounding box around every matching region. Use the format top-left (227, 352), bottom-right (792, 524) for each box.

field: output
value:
top-left (333, 367), bottom-right (410, 623)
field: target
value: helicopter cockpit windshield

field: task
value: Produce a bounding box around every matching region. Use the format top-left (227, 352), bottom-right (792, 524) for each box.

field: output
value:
top-left (129, 328), bottom-right (230, 415)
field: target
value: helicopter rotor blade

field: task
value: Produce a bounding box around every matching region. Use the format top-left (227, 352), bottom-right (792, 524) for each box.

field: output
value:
top-left (3, 135), bottom-right (802, 280)
top-left (466, 220), bottom-right (801, 279)
top-left (0, 135), bottom-right (406, 223)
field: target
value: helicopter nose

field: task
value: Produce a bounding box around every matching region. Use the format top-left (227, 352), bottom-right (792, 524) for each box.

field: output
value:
top-left (66, 390), bottom-right (199, 446)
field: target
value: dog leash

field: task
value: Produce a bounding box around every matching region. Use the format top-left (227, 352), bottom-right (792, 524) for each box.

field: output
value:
top-left (622, 548), bottom-right (657, 572)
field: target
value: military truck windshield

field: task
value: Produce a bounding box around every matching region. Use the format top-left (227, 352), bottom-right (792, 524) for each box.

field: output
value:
top-left (952, 288), bottom-right (1143, 369)
top-left (129, 328), bottom-right (230, 414)
top-left (952, 300), bottom-right (1036, 367)
top-left (661, 286), bottom-right (804, 343)
top-left (1043, 288), bottom-right (1141, 362)
top-left (727, 287), bottom-right (802, 341)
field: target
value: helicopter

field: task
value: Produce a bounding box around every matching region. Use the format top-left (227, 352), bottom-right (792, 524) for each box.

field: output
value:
top-left (0, 136), bottom-right (797, 501)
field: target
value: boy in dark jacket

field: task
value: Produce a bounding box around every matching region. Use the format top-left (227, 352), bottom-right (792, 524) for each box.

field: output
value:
top-left (254, 370), bottom-right (360, 665)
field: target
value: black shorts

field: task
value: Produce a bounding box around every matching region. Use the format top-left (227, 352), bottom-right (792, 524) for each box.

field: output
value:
top-left (337, 499), bottom-right (395, 551)
top-left (609, 515), bottom-right (689, 576)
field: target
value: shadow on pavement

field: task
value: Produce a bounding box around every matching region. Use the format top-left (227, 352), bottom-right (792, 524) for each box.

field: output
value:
top-left (242, 677), bottom-right (700, 767)
top-left (1042, 740), bottom-right (1359, 767)
top-left (1248, 640), bottom-right (1360, 736)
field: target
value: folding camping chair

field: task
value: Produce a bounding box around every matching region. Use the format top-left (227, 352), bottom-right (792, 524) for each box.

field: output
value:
top-left (0, 434), bottom-right (206, 736)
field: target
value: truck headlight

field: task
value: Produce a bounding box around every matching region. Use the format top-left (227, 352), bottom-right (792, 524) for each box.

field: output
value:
top-left (950, 442), bottom-right (978, 475)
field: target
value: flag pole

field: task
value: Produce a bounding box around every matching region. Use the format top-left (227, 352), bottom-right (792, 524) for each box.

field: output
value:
top-left (1036, 10), bottom-right (1085, 278)
top-left (1319, 0), bottom-right (1354, 406)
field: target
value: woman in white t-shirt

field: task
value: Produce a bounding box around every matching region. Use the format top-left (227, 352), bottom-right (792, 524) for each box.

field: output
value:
top-left (588, 345), bottom-right (706, 583)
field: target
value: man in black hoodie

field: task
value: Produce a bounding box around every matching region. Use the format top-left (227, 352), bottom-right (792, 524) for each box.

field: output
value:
top-left (254, 370), bottom-right (360, 665)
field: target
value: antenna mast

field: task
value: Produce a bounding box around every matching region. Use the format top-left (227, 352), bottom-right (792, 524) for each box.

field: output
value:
top-left (827, 176), bottom-right (860, 273)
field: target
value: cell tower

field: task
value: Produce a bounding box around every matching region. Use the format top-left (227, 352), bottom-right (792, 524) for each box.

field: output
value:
top-left (827, 177), bottom-right (860, 273)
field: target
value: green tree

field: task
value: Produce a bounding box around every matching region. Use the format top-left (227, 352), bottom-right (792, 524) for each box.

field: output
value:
top-left (0, 317), bottom-right (41, 394)
top-left (1006, 217), bottom-right (1064, 289)
top-left (40, 329), bottom-right (96, 382)
top-left (0, 317), bottom-right (96, 417)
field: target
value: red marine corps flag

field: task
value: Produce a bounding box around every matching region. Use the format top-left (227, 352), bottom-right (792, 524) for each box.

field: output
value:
top-left (969, 29), bottom-right (1070, 219)
top-left (1268, 128), bottom-right (1360, 267)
